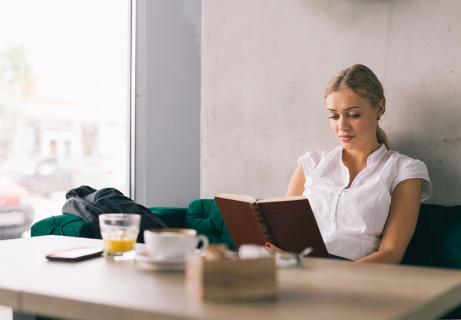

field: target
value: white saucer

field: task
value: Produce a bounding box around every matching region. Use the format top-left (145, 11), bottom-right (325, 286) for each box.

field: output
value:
top-left (135, 250), bottom-right (185, 272)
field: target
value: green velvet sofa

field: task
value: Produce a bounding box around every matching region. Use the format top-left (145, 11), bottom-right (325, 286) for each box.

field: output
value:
top-left (31, 200), bottom-right (461, 318)
top-left (31, 199), bottom-right (461, 269)
top-left (31, 200), bottom-right (461, 268)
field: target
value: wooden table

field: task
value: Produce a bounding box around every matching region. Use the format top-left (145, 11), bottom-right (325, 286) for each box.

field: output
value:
top-left (1, 236), bottom-right (461, 320)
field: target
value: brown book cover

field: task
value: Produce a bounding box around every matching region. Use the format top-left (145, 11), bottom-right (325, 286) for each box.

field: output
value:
top-left (215, 194), bottom-right (328, 257)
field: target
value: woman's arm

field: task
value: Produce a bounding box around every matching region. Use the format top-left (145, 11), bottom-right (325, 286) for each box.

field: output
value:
top-left (355, 178), bottom-right (422, 264)
top-left (286, 164), bottom-right (306, 196)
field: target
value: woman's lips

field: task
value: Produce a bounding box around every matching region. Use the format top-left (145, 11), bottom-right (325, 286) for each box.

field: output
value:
top-left (339, 135), bottom-right (355, 142)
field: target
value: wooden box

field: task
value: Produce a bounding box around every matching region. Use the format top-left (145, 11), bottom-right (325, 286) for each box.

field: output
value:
top-left (186, 254), bottom-right (277, 301)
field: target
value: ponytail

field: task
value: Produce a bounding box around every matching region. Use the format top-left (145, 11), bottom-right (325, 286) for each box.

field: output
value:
top-left (377, 125), bottom-right (390, 149)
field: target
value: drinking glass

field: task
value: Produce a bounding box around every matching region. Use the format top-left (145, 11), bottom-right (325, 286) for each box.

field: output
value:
top-left (99, 213), bottom-right (140, 259)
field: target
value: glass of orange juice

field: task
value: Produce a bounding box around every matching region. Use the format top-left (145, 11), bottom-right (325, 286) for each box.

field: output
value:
top-left (99, 214), bottom-right (141, 259)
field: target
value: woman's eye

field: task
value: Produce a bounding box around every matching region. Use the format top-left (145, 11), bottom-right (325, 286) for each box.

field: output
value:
top-left (349, 113), bottom-right (361, 118)
top-left (328, 115), bottom-right (338, 120)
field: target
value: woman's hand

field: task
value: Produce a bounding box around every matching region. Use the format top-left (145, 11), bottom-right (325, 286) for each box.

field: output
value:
top-left (355, 178), bottom-right (422, 264)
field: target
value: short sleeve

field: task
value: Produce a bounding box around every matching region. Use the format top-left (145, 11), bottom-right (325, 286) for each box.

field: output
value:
top-left (297, 151), bottom-right (325, 179)
top-left (391, 157), bottom-right (433, 202)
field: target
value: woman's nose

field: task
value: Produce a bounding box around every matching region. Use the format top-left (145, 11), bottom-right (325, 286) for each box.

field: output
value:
top-left (338, 117), bottom-right (350, 132)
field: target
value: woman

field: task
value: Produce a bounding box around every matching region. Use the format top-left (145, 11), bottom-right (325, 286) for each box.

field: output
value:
top-left (286, 64), bottom-right (432, 263)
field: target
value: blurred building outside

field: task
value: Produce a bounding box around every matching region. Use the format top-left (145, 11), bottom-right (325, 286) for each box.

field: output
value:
top-left (0, 0), bottom-right (130, 239)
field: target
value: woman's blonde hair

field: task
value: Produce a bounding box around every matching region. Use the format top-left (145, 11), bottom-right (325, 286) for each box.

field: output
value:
top-left (324, 64), bottom-right (389, 149)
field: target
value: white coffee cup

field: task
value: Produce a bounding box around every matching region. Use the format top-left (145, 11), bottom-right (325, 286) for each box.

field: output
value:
top-left (143, 228), bottom-right (209, 262)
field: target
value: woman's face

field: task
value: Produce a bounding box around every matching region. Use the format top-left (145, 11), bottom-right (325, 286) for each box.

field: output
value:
top-left (325, 88), bottom-right (382, 151)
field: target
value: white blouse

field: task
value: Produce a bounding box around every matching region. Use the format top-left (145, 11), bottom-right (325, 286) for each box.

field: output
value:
top-left (297, 144), bottom-right (432, 260)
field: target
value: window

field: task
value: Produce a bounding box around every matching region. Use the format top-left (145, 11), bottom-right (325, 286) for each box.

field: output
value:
top-left (0, 0), bottom-right (132, 239)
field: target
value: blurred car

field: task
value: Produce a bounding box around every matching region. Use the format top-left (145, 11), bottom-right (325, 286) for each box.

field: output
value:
top-left (19, 158), bottom-right (75, 196)
top-left (0, 178), bottom-right (34, 240)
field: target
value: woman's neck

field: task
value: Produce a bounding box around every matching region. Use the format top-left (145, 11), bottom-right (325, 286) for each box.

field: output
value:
top-left (342, 142), bottom-right (381, 168)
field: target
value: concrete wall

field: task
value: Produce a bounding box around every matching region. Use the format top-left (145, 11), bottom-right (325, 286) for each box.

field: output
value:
top-left (135, 0), bottom-right (201, 207)
top-left (201, 0), bottom-right (461, 205)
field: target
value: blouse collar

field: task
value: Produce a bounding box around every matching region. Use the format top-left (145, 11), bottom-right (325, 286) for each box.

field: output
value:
top-left (336, 144), bottom-right (388, 166)
top-left (366, 144), bottom-right (387, 165)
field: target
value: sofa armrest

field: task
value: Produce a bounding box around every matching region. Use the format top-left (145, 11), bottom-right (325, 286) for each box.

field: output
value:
top-left (31, 214), bottom-right (94, 238)
top-left (186, 199), bottom-right (236, 250)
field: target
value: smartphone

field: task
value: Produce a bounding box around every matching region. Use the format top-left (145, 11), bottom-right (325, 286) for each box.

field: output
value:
top-left (46, 247), bottom-right (103, 262)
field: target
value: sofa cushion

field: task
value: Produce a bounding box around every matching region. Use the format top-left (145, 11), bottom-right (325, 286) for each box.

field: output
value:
top-left (186, 199), bottom-right (236, 250)
top-left (148, 207), bottom-right (187, 229)
top-left (402, 204), bottom-right (461, 269)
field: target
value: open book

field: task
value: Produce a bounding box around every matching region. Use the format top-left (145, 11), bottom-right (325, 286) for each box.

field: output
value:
top-left (215, 194), bottom-right (328, 257)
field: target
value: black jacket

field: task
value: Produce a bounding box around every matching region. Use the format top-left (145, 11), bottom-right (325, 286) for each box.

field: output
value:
top-left (62, 186), bottom-right (166, 242)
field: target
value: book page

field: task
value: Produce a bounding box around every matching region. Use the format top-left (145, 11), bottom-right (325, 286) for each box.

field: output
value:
top-left (216, 194), bottom-right (257, 203)
top-left (257, 195), bottom-right (306, 203)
